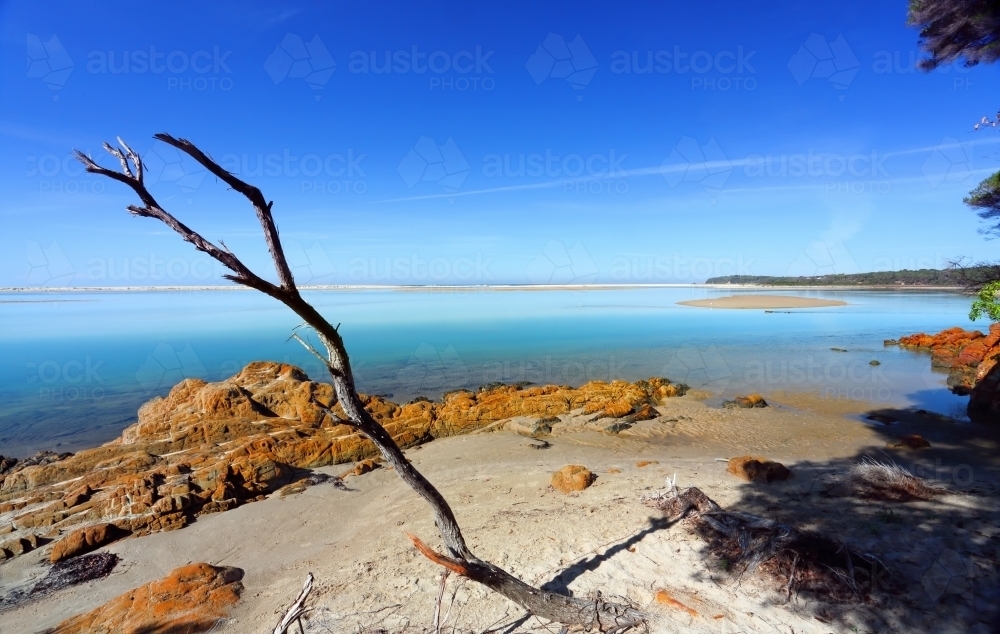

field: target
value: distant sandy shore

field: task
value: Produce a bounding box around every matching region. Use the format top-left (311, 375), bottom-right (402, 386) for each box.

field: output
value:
top-left (0, 284), bottom-right (965, 293)
top-left (678, 294), bottom-right (848, 309)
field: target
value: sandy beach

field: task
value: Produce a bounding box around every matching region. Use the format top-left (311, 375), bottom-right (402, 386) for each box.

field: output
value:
top-left (2, 389), bottom-right (997, 633)
top-left (678, 295), bottom-right (848, 309)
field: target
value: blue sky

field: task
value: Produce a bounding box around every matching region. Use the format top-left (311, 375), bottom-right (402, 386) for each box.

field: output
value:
top-left (2, 0), bottom-right (999, 287)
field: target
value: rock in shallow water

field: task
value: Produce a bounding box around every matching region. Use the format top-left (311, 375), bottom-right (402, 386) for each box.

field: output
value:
top-left (723, 394), bottom-right (768, 409)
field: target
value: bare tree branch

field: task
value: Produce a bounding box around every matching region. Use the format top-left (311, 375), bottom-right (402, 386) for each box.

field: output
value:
top-left (153, 133), bottom-right (297, 292)
top-left (77, 135), bottom-right (646, 630)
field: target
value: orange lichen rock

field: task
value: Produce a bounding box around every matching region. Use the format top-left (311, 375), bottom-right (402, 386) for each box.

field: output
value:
top-left (636, 461), bottom-right (659, 468)
top-left (51, 563), bottom-right (243, 634)
top-left (50, 523), bottom-right (127, 563)
top-left (727, 456), bottom-right (791, 483)
top-left (895, 324), bottom-right (1000, 421)
top-left (0, 363), bottom-right (690, 561)
top-left (551, 465), bottom-right (595, 493)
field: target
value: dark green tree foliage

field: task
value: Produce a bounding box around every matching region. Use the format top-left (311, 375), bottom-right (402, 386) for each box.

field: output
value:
top-left (965, 171), bottom-right (1000, 236)
top-left (908, 0), bottom-right (1000, 69)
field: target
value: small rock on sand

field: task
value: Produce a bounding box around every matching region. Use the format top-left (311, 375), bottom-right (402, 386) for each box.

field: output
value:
top-left (551, 465), bottom-right (595, 493)
top-left (727, 456), bottom-right (791, 483)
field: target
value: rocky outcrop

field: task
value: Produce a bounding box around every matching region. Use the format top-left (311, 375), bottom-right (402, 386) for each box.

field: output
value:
top-left (551, 465), bottom-right (595, 493)
top-left (895, 324), bottom-right (1000, 422)
top-left (49, 563), bottom-right (243, 634)
top-left (0, 362), bottom-right (688, 562)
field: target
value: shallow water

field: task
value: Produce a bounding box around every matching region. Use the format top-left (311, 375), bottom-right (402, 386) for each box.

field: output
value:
top-left (0, 287), bottom-right (982, 455)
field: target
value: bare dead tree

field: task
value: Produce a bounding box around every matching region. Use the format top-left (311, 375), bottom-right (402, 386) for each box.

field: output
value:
top-left (75, 135), bottom-right (645, 631)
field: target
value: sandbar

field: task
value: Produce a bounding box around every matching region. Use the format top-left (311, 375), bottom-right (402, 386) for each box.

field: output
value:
top-left (678, 294), bottom-right (847, 309)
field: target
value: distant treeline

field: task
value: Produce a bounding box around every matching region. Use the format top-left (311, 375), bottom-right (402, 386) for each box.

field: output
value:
top-left (704, 268), bottom-right (994, 286)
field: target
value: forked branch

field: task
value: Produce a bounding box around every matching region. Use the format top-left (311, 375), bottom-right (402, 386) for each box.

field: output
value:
top-left (77, 135), bottom-right (645, 630)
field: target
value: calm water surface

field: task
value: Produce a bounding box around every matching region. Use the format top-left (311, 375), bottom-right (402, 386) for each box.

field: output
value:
top-left (0, 287), bottom-right (983, 456)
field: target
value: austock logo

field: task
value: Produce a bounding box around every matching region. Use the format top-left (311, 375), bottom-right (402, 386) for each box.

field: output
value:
top-left (661, 345), bottom-right (732, 394)
top-left (135, 343), bottom-right (208, 393)
top-left (143, 141), bottom-right (208, 203)
top-left (265, 33), bottom-right (336, 100)
top-left (660, 136), bottom-right (732, 199)
top-left (397, 136), bottom-right (470, 193)
top-left (921, 137), bottom-right (976, 189)
top-left (26, 240), bottom-right (74, 286)
top-left (787, 33), bottom-right (860, 95)
top-left (287, 241), bottom-right (337, 284)
top-left (786, 239), bottom-right (859, 276)
top-left (525, 240), bottom-right (598, 285)
top-left (27, 34), bottom-right (74, 99)
top-left (526, 33), bottom-right (598, 99)
top-left (921, 549), bottom-right (975, 605)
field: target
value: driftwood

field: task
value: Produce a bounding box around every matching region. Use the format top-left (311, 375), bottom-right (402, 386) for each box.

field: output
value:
top-left (76, 136), bottom-right (644, 631)
top-left (273, 573), bottom-right (314, 634)
top-left (642, 485), bottom-right (891, 602)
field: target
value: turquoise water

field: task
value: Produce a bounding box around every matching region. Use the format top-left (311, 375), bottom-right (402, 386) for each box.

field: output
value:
top-left (0, 287), bottom-right (983, 456)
